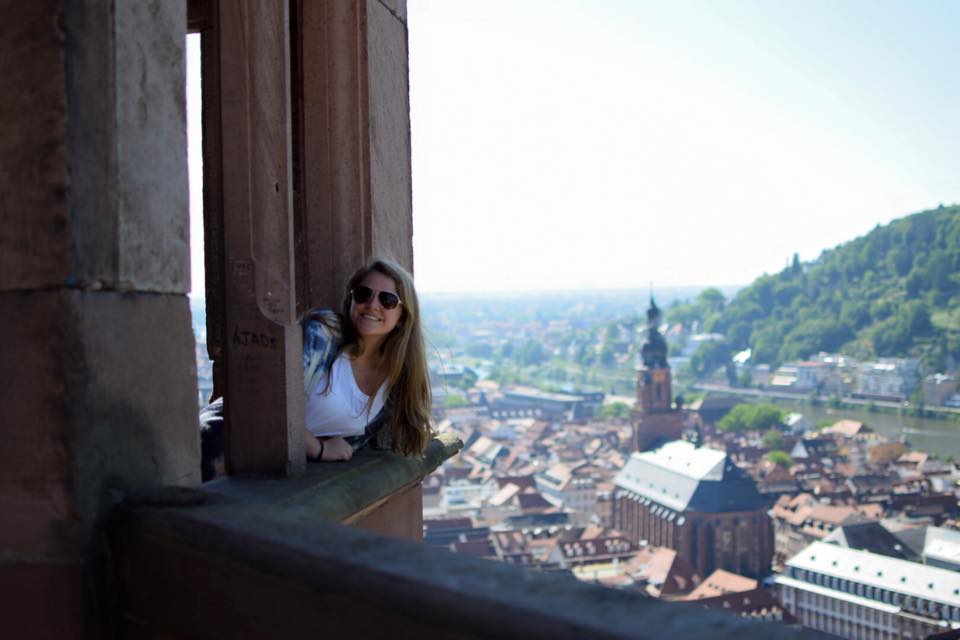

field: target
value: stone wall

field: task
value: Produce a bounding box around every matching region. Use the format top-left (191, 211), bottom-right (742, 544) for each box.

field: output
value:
top-left (0, 1), bottom-right (197, 636)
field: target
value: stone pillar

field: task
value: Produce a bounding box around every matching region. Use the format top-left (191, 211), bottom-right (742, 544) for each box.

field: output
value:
top-left (0, 1), bottom-right (196, 636)
top-left (208, 0), bottom-right (305, 476)
top-left (296, 0), bottom-right (414, 310)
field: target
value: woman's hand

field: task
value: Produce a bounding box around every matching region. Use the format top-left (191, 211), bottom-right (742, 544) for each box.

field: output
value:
top-left (320, 436), bottom-right (353, 461)
top-left (305, 430), bottom-right (322, 459)
top-left (305, 430), bottom-right (353, 462)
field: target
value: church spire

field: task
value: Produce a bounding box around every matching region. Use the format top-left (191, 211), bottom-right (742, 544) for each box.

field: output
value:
top-left (640, 296), bottom-right (668, 369)
top-left (631, 290), bottom-right (682, 451)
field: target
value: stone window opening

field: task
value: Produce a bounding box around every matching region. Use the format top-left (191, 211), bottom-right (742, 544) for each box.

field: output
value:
top-left (186, 0), bottom-right (416, 478)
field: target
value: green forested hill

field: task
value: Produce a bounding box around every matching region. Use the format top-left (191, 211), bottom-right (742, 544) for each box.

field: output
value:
top-left (676, 205), bottom-right (960, 371)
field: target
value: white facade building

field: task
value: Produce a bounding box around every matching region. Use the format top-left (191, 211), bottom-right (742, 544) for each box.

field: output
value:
top-left (535, 463), bottom-right (598, 526)
top-left (924, 527), bottom-right (960, 572)
top-left (777, 541), bottom-right (960, 639)
top-left (441, 479), bottom-right (497, 515)
top-left (857, 359), bottom-right (921, 401)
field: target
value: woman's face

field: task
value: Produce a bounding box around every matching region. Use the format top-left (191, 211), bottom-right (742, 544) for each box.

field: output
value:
top-left (350, 271), bottom-right (404, 345)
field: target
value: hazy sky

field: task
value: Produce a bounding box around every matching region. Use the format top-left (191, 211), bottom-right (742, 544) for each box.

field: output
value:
top-left (187, 2), bottom-right (960, 296)
top-left (187, 34), bottom-right (203, 296)
top-left (407, 0), bottom-right (960, 293)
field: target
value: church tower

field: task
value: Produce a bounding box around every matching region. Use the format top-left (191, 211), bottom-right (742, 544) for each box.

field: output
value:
top-left (630, 298), bottom-right (684, 452)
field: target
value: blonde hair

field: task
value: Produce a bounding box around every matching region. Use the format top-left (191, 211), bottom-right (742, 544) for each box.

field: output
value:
top-left (338, 258), bottom-right (432, 455)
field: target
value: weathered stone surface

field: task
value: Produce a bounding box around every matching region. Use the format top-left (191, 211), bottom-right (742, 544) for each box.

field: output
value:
top-left (216, 1), bottom-right (305, 476)
top-left (299, 0), bottom-right (371, 309)
top-left (0, 0), bottom-right (70, 291)
top-left (63, 0), bottom-right (117, 289)
top-left (71, 291), bottom-right (200, 525)
top-left (111, 489), bottom-right (823, 639)
top-left (202, 432), bottom-right (461, 526)
top-left (375, 0), bottom-right (407, 24)
top-left (348, 482), bottom-right (423, 540)
top-left (298, 0), bottom-right (414, 310)
top-left (368, 0), bottom-right (413, 270)
top-left (64, 0), bottom-right (189, 293)
top-left (0, 289), bottom-right (200, 559)
top-left (114, 0), bottom-right (189, 292)
top-left (0, 291), bottom-right (77, 558)
top-left (0, 562), bottom-right (84, 639)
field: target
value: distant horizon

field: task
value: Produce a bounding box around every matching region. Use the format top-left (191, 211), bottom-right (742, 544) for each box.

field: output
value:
top-left (188, 282), bottom-right (744, 300)
top-left (416, 282), bottom-right (744, 297)
top-left (186, 200), bottom-right (958, 300)
top-left (185, 199), bottom-right (958, 300)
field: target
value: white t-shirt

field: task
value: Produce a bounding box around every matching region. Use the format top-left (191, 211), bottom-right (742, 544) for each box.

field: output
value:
top-left (305, 354), bottom-right (387, 438)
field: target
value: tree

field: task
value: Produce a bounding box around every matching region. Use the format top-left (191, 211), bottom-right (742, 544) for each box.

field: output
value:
top-left (761, 429), bottom-right (784, 450)
top-left (665, 288), bottom-right (727, 330)
top-left (443, 394), bottom-right (469, 408)
top-left (666, 302), bottom-right (701, 327)
top-left (697, 288), bottom-right (727, 314)
top-left (840, 300), bottom-right (872, 331)
top-left (766, 450), bottom-right (793, 468)
top-left (459, 369), bottom-right (479, 390)
top-left (599, 344), bottom-right (616, 368)
top-left (779, 319), bottom-right (854, 362)
top-left (516, 340), bottom-right (546, 366)
top-left (869, 300), bottom-right (933, 356)
top-left (465, 342), bottom-right (493, 358)
top-left (700, 207), bottom-right (960, 368)
top-left (716, 403), bottom-right (784, 432)
top-left (605, 320), bottom-right (620, 340)
top-left (690, 340), bottom-right (732, 378)
top-left (725, 362), bottom-right (737, 387)
top-left (909, 386), bottom-right (925, 411)
top-left (574, 343), bottom-right (595, 367)
top-left (598, 401), bottom-right (631, 419)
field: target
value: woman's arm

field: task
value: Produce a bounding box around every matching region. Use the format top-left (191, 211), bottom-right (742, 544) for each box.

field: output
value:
top-left (305, 429), bottom-right (322, 459)
top-left (304, 429), bottom-right (353, 462)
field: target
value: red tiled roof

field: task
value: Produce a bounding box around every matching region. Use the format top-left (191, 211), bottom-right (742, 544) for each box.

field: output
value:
top-left (683, 569), bottom-right (757, 600)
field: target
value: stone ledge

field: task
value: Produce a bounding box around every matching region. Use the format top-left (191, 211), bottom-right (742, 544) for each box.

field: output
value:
top-left (199, 432), bottom-right (462, 523)
top-left (109, 474), bottom-right (827, 639)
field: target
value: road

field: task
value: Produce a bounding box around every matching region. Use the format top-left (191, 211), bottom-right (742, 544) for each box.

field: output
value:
top-left (692, 382), bottom-right (960, 416)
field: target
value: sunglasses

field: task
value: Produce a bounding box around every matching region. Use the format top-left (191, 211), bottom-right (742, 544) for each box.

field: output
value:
top-left (350, 285), bottom-right (403, 310)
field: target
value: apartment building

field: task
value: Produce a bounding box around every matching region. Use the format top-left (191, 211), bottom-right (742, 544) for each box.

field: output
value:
top-left (776, 541), bottom-right (960, 639)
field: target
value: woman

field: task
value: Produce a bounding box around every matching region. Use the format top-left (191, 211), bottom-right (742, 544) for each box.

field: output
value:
top-left (200, 258), bottom-right (432, 480)
top-left (301, 257), bottom-right (432, 461)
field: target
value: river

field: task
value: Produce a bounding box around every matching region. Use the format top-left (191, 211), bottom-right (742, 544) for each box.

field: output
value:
top-left (765, 398), bottom-right (960, 458)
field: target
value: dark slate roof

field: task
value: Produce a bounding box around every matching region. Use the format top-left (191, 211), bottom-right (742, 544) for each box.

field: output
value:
top-left (496, 475), bottom-right (537, 490)
top-left (688, 395), bottom-right (744, 424)
top-left (846, 474), bottom-right (896, 494)
top-left (517, 492), bottom-right (553, 511)
top-left (891, 525), bottom-right (929, 558)
top-left (614, 441), bottom-right (767, 513)
top-left (824, 522), bottom-right (915, 561)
